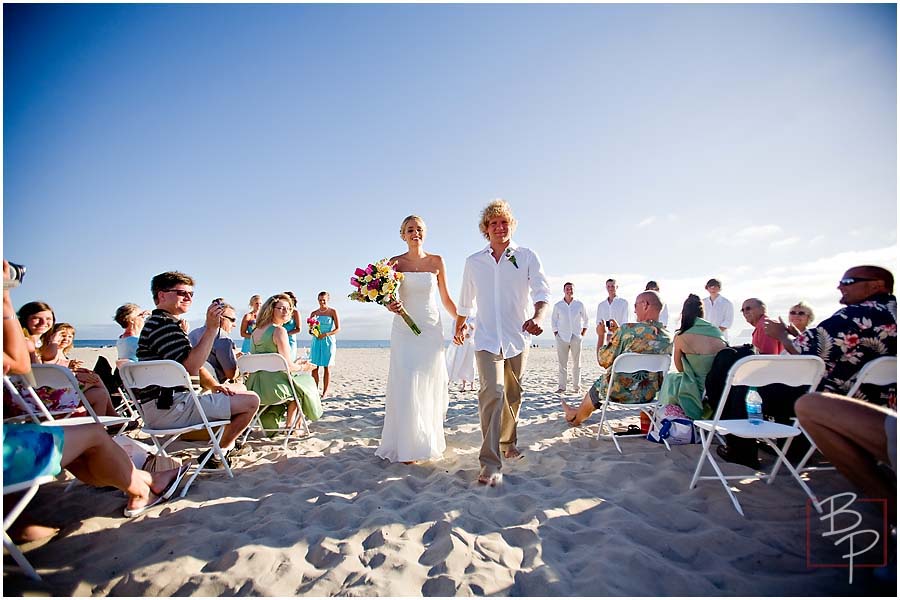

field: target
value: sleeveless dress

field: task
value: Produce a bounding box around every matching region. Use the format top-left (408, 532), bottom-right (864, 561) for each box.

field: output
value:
top-left (375, 272), bottom-right (449, 462)
top-left (658, 318), bottom-right (726, 420)
top-left (240, 316), bottom-right (256, 354)
top-left (310, 314), bottom-right (336, 367)
top-left (245, 325), bottom-right (323, 434)
top-left (284, 317), bottom-right (298, 360)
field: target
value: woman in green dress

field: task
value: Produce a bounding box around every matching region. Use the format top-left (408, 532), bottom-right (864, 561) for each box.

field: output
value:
top-left (658, 294), bottom-right (728, 420)
top-left (246, 294), bottom-right (323, 434)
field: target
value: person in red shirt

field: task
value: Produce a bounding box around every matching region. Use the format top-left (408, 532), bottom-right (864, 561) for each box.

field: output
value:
top-left (741, 298), bottom-right (782, 354)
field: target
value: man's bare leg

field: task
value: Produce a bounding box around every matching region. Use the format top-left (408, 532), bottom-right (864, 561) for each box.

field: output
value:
top-left (560, 391), bottom-right (595, 427)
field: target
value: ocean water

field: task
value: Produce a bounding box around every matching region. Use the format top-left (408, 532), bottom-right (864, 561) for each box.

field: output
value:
top-left (74, 338), bottom-right (559, 350)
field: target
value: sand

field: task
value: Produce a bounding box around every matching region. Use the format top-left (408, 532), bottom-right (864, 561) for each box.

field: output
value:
top-left (3, 347), bottom-right (891, 596)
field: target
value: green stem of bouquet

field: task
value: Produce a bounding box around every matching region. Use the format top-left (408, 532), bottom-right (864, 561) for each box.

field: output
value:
top-left (398, 307), bottom-right (422, 335)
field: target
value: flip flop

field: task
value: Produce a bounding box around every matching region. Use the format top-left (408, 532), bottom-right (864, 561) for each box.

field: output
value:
top-left (124, 493), bottom-right (166, 518)
top-left (614, 424), bottom-right (642, 436)
top-left (160, 462), bottom-right (192, 500)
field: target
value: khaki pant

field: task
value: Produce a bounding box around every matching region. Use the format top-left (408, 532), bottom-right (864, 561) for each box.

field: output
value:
top-left (555, 335), bottom-right (582, 391)
top-left (475, 348), bottom-right (528, 475)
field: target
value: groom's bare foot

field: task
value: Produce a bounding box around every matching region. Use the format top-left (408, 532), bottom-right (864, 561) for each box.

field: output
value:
top-left (502, 446), bottom-right (523, 460)
top-left (477, 471), bottom-right (503, 486)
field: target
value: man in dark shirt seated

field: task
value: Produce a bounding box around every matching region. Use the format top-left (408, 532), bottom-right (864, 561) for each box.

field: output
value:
top-left (137, 272), bottom-right (259, 467)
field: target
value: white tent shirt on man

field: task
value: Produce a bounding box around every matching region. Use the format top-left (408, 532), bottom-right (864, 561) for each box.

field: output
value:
top-left (702, 295), bottom-right (734, 331)
top-left (596, 297), bottom-right (629, 327)
top-left (552, 299), bottom-right (589, 341)
top-left (457, 241), bottom-right (552, 359)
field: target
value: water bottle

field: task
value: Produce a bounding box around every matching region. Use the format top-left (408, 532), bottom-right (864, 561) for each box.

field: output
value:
top-left (745, 387), bottom-right (763, 425)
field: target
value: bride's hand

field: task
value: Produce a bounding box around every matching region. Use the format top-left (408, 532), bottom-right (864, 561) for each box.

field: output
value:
top-left (386, 300), bottom-right (403, 314)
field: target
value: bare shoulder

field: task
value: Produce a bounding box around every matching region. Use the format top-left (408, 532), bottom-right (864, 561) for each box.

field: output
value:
top-left (388, 253), bottom-right (407, 264)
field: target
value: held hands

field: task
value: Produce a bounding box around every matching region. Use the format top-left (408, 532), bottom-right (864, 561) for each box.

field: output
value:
top-left (453, 322), bottom-right (467, 346)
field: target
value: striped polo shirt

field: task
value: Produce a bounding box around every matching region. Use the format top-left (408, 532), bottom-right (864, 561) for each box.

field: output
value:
top-left (135, 309), bottom-right (192, 404)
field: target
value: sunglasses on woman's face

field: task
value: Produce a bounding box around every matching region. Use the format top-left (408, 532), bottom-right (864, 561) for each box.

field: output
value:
top-left (789, 310), bottom-right (808, 316)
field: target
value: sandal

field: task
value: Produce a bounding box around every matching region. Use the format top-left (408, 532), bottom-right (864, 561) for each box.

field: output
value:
top-left (614, 424), bottom-right (642, 436)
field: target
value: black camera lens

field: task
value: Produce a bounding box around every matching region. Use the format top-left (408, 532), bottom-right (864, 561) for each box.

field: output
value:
top-left (4, 262), bottom-right (26, 290)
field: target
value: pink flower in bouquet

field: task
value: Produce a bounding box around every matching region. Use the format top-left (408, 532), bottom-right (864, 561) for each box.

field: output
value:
top-left (354, 267), bottom-right (366, 278)
top-left (350, 277), bottom-right (360, 287)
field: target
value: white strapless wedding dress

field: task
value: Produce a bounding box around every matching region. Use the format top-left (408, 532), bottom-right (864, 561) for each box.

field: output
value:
top-left (375, 272), bottom-right (449, 462)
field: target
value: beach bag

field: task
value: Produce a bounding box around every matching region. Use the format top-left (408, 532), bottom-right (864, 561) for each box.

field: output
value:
top-left (647, 417), bottom-right (698, 445)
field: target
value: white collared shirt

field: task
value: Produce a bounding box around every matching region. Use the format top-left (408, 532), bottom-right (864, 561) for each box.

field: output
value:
top-left (659, 303), bottom-right (669, 329)
top-left (457, 241), bottom-right (552, 358)
top-left (552, 298), bottom-right (589, 342)
top-left (596, 297), bottom-right (629, 327)
top-left (702, 295), bottom-right (734, 331)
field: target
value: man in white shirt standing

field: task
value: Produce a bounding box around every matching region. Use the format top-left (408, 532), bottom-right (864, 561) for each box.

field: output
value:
top-left (551, 282), bottom-right (588, 394)
top-left (645, 281), bottom-right (669, 329)
top-left (596, 278), bottom-right (629, 351)
top-left (701, 278), bottom-right (734, 338)
top-left (455, 199), bottom-right (551, 486)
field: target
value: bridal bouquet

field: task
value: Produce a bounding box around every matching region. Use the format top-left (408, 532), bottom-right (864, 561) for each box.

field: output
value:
top-left (307, 317), bottom-right (321, 338)
top-left (349, 259), bottom-right (421, 335)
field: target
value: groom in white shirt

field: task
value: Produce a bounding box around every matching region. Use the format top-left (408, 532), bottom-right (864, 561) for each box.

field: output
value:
top-left (455, 199), bottom-right (551, 486)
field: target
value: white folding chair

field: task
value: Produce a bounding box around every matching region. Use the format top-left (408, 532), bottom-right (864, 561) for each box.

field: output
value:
top-left (23, 365), bottom-right (134, 433)
top-left (119, 361), bottom-right (233, 497)
top-left (3, 376), bottom-right (49, 424)
top-left (237, 353), bottom-right (310, 449)
top-left (595, 353), bottom-right (672, 453)
top-left (4, 476), bottom-right (54, 580)
top-left (793, 355), bottom-right (898, 473)
top-left (689, 355), bottom-right (826, 517)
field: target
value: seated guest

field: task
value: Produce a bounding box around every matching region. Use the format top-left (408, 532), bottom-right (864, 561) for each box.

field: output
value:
top-left (561, 291), bottom-right (672, 426)
top-left (246, 294), bottom-right (323, 434)
top-left (795, 392), bottom-right (896, 525)
top-left (37, 323), bottom-right (118, 418)
top-left (137, 271), bottom-right (259, 468)
top-left (741, 298), bottom-right (782, 354)
top-left (4, 422), bottom-right (189, 527)
top-left (765, 265), bottom-right (897, 404)
top-left (188, 300), bottom-right (239, 384)
top-left (718, 266), bottom-right (897, 467)
top-left (114, 303), bottom-right (150, 365)
top-left (786, 301), bottom-right (814, 336)
top-left (658, 294), bottom-right (727, 419)
top-left (17, 300), bottom-right (55, 363)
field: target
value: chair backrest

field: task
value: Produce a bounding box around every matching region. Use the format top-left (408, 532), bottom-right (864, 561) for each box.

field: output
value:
top-left (609, 352), bottom-right (672, 377)
top-left (30, 364), bottom-right (102, 421)
top-left (3, 376), bottom-right (47, 423)
top-left (119, 360), bottom-right (194, 391)
top-left (237, 353), bottom-right (291, 375)
top-left (847, 356), bottom-right (898, 397)
top-left (710, 355), bottom-right (826, 422)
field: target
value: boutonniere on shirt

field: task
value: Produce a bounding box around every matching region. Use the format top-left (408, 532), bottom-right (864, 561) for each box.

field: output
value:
top-left (505, 248), bottom-right (519, 269)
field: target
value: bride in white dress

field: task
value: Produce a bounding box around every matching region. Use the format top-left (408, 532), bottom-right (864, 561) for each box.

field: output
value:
top-left (375, 215), bottom-right (459, 463)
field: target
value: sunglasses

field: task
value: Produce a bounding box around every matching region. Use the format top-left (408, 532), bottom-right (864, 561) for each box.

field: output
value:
top-left (164, 289), bottom-right (194, 299)
top-left (789, 310), bottom-right (808, 316)
top-left (221, 315), bottom-right (236, 323)
top-left (741, 306), bottom-right (757, 312)
top-left (838, 277), bottom-right (878, 287)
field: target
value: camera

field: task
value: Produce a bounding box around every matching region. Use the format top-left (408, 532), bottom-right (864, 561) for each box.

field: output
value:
top-left (605, 319), bottom-right (614, 328)
top-left (3, 262), bottom-right (26, 290)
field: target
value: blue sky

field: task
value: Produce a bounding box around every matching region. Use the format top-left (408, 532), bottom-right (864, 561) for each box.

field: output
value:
top-left (3, 3), bottom-right (896, 341)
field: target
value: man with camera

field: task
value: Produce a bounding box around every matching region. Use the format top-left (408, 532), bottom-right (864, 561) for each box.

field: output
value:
top-left (595, 278), bottom-right (629, 352)
top-left (562, 291), bottom-right (672, 426)
top-left (188, 299), bottom-right (240, 384)
top-left (137, 271), bottom-right (259, 467)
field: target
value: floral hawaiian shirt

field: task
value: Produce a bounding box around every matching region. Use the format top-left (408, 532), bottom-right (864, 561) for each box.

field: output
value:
top-left (593, 320), bottom-right (673, 404)
top-left (795, 293), bottom-right (897, 408)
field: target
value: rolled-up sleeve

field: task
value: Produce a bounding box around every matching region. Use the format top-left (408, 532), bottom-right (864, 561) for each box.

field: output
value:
top-left (457, 258), bottom-right (476, 317)
top-left (527, 250), bottom-right (551, 305)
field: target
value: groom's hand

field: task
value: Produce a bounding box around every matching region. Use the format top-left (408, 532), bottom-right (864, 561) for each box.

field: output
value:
top-left (522, 318), bottom-right (543, 335)
top-left (453, 322), bottom-right (466, 345)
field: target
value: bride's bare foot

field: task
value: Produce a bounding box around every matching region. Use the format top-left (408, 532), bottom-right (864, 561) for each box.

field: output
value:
top-left (477, 471), bottom-right (503, 486)
top-left (502, 446), bottom-right (523, 460)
